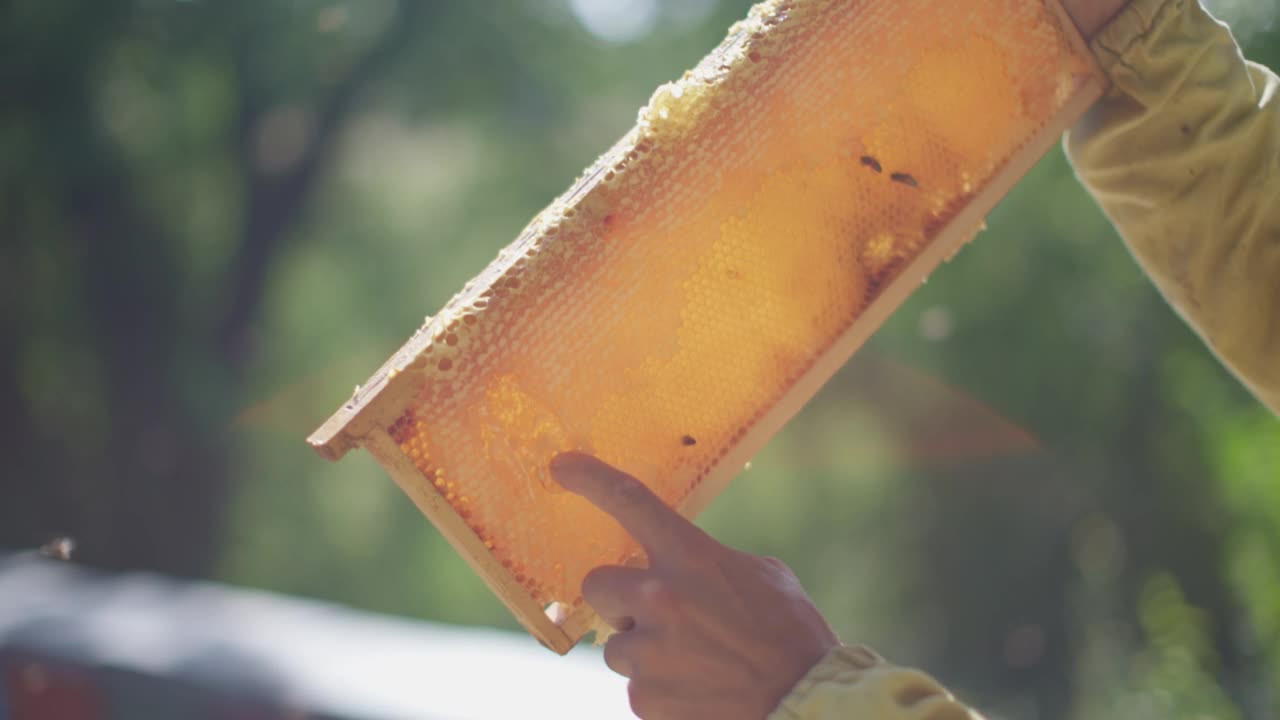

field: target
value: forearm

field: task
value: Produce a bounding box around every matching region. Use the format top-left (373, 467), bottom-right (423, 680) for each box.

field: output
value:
top-left (1065, 0), bottom-right (1280, 413)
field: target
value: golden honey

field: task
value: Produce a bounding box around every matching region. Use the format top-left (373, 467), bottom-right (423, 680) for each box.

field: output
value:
top-left (310, 0), bottom-right (1102, 652)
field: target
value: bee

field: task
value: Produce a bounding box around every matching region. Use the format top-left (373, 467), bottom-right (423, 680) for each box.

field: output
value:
top-left (681, 435), bottom-right (698, 447)
top-left (39, 536), bottom-right (75, 561)
top-left (891, 172), bottom-right (919, 188)
top-left (859, 155), bottom-right (883, 173)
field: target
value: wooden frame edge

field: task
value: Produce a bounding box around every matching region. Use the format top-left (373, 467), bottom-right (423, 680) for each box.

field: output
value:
top-left (1045, 0), bottom-right (1106, 70)
top-left (308, 337), bottom-right (438, 461)
top-left (361, 430), bottom-right (577, 654)
top-left (559, 603), bottom-right (603, 644)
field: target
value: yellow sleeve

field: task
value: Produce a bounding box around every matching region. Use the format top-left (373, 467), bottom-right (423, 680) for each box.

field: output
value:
top-left (766, 645), bottom-right (983, 720)
top-left (1065, 0), bottom-right (1280, 414)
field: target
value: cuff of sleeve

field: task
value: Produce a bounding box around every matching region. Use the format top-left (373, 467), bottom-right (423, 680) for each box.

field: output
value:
top-left (767, 645), bottom-right (981, 720)
top-left (767, 645), bottom-right (883, 720)
top-left (1089, 0), bottom-right (1180, 76)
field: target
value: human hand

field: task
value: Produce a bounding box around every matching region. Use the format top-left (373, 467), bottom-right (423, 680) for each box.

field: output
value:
top-left (1060, 0), bottom-right (1129, 38)
top-left (549, 452), bottom-right (839, 720)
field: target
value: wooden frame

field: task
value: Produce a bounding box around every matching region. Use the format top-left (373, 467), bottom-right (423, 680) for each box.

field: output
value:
top-left (361, 431), bottom-right (578, 651)
top-left (309, 0), bottom-right (1106, 655)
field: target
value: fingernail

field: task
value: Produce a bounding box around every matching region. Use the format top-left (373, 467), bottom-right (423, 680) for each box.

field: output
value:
top-left (548, 452), bottom-right (582, 474)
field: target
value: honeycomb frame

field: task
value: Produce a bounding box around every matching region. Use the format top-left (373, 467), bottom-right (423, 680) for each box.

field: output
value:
top-left (309, 0), bottom-right (1106, 654)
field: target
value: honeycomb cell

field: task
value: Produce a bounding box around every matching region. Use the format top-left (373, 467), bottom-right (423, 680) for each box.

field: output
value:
top-left (310, 0), bottom-right (1101, 652)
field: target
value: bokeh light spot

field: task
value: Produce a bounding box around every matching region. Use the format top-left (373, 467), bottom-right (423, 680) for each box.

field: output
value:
top-left (569, 0), bottom-right (659, 44)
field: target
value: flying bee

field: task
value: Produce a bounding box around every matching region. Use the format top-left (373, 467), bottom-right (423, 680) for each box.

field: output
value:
top-left (39, 536), bottom-right (75, 561)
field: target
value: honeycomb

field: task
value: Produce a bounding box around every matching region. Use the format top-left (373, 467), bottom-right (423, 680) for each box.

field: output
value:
top-left (310, 0), bottom-right (1102, 652)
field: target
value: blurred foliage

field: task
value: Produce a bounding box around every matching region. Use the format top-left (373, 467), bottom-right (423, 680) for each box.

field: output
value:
top-left (2, 1), bottom-right (1278, 718)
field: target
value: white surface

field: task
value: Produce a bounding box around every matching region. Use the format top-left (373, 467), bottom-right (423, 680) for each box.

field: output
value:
top-left (0, 554), bottom-right (633, 719)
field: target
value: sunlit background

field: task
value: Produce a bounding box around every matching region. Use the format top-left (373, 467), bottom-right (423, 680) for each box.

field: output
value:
top-left (2, 0), bottom-right (1278, 718)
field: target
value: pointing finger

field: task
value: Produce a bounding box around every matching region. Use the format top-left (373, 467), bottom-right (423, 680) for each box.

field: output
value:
top-left (549, 452), bottom-right (709, 564)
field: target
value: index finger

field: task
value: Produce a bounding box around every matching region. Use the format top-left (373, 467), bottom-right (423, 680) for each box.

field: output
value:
top-left (549, 452), bottom-right (710, 563)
